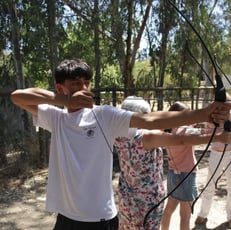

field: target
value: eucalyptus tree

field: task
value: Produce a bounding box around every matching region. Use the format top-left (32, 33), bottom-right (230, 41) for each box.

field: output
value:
top-left (60, 0), bottom-right (103, 104)
top-left (215, 0), bottom-right (231, 75)
top-left (169, 0), bottom-right (230, 104)
top-left (6, 0), bottom-right (24, 89)
top-left (145, 0), bottom-right (231, 108)
top-left (47, 0), bottom-right (58, 89)
top-left (110, 0), bottom-right (152, 95)
top-left (144, 0), bottom-right (177, 109)
top-left (0, 56), bottom-right (17, 166)
top-left (62, 0), bottom-right (152, 96)
top-left (0, 0), bottom-right (66, 166)
top-left (0, 0), bottom-right (24, 165)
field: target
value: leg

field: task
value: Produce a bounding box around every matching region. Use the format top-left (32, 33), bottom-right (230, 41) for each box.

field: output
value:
top-left (197, 150), bottom-right (223, 219)
top-left (179, 201), bottom-right (192, 230)
top-left (161, 197), bottom-right (179, 230)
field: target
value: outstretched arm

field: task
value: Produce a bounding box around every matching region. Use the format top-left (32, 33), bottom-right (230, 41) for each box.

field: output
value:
top-left (142, 129), bottom-right (231, 150)
top-left (129, 101), bottom-right (231, 130)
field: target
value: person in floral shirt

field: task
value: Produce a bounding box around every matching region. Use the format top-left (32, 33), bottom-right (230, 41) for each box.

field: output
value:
top-left (114, 97), bottom-right (231, 230)
top-left (114, 96), bottom-right (164, 230)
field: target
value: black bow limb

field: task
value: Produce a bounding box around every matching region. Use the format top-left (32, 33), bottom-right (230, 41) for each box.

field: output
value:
top-left (214, 73), bottom-right (226, 102)
top-left (166, 0), bottom-right (231, 213)
top-left (143, 1), bottom-right (231, 228)
top-left (191, 120), bottom-right (231, 213)
top-left (215, 154), bottom-right (231, 189)
top-left (191, 54), bottom-right (231, 211)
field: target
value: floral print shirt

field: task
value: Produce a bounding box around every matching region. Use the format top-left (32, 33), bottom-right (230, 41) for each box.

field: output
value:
top-left (114, 130), bottom-right (165, 230)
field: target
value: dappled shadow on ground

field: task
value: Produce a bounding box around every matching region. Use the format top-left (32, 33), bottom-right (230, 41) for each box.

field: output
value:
top-left (190, 174), bottom-right (230, 230)
top-left (0, 168), bottom-right (56, 230)
top-left (195, 149), bottom-right (210, 169)
top-left (0, 169), bottom-right (47, 205)
top-left (0, 162), bottom-right (120, 230)
top-left (0, 146), bottom-right (229, 230)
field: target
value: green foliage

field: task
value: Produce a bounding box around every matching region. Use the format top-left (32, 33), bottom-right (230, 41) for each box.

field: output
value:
top-left (1, 0), bottom-right (231, 168)
top-left (0, 54), bottom-right (21, 154)
top-left (1, 0), bottom-right (231, 92)
top-left (133, 60), bottom-right (154, 87)
top-left (59, 21), bottom-right (95, 64)
top-left (98, 64), bottom-right (121, 88)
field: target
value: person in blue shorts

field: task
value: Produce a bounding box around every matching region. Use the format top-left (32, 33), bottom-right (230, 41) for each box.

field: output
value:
top-left (161, 101), bottom-right (212, 230)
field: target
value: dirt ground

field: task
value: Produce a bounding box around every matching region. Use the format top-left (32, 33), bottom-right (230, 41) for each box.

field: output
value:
top-left (0, 146), bottom-right (231, 230)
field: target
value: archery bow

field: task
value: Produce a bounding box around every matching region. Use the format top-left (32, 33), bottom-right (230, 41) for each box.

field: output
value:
top-left (167, 0), bottom-right (231, 215)
top-left (143, 0), bottom-right (231, 227)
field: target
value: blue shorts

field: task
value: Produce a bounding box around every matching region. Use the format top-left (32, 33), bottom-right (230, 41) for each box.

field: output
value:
top-left (167, 170), bottom-right (198, 202)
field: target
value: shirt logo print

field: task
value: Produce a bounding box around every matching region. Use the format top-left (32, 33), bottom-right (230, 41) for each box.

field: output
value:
top-left (87, 129), bottom-right (95, 138)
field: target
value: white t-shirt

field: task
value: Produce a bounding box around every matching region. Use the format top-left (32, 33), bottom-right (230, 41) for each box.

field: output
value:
top-left (33, 104), bottom-right (133, 222)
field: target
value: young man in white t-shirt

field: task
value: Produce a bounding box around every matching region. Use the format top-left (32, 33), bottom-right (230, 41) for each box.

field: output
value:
top-left (11, 58), bottom-right (231, 230)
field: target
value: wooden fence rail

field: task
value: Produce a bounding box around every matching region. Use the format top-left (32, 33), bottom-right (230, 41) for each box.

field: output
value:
top-left (92, 86), bottom-right (214, 110)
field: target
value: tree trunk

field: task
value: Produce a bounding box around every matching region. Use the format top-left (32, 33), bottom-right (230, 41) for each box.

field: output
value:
top-left (7, 0), bottom-right (27, 136)
top-left (47, 0), bottom-right (58, 89)
top-left (7, 0), bottom-right (24, 89)
top-left (93, 0), bottom-right (101, 105)
top-left (0, 138), bottom-right (7, 167)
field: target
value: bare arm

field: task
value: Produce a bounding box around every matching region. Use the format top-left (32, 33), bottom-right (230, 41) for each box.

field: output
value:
top-left (11, 88), bottom-right (57, 116)
top-left (11, 88), bottom-right (94, 116)
top-left (142, 129), bottom-right (231, 150)
top-left (129, 101), bottom-right (231, 130)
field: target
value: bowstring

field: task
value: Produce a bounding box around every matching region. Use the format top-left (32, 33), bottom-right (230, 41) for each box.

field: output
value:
top-left (143, 1), bottom-right (228, 227)
top-left (91, 108), bottom-right (114, 154)
top-left (191, 144), bottom-right (227, 212)
top-left (167, 0), bottom-right (227, 188)
top-left (215, 157), bottom-right (231, 189)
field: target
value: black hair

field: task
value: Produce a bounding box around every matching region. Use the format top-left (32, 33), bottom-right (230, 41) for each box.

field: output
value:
top-left (165, 101), bottom-right (190, 133)
top-left (55, 58), bottom-right (93, 84)
top-left (168, 101), bottom-right (189, 112)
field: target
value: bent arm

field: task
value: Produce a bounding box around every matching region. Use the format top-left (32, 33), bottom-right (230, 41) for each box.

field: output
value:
top-left (11, 88), bottom-right (68, 116)
top-left (11, 88), bottom-right (94, 116)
